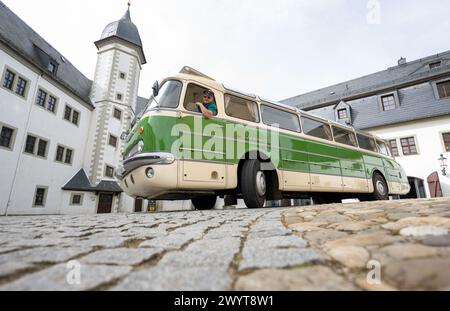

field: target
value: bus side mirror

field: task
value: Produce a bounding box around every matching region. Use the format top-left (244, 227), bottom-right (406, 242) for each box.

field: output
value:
top-left (152, 81), bottom-right (159, 97)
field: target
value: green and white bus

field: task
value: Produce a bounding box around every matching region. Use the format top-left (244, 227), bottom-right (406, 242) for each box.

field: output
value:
top-left (116, 67), bottom-right (410, 209)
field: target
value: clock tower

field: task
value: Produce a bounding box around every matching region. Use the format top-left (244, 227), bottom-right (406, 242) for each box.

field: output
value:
top-left (85, 4), bottom-right (146, 212)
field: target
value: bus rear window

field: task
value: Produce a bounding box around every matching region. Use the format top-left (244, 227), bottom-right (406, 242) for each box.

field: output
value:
top-left (225, 94), bottom-right (259, 123)
top-left (332, 126), bottom-right (357, 147)
top-left (357, 134), bottom-right (378, 152)
top-left (261, 104), bottom-right (301, 133)
top-left (301, 117), bottom-right (332, 141)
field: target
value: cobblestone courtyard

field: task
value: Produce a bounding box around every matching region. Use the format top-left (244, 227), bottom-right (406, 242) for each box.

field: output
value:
top-left (0, 198), bottom-right (449, 291)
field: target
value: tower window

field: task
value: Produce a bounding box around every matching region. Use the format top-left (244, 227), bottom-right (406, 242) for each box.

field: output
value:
top-left (108, 134), bottom-right (118, 148)
top-left (116, 93), bottom-right (123, 101)
top-left (105, 165), bottom-right (115, 178)
top-left (119, 72), bottom-right (126, 80)
top-left (113, 108), bottom-right (122, 120)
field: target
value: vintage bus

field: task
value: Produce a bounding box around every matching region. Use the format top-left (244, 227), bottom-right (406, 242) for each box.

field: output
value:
top-left (116, 67), bottom-right (410, 209)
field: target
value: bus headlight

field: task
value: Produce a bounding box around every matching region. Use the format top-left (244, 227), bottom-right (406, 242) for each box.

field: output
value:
top-left (137, 140), bottom-right (144, 153)
top-left (146, 167), bottom-right (155, 179)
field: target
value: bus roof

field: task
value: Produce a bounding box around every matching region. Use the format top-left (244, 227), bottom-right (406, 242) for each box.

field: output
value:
top-left (170, 66), bottom-right (388, 143)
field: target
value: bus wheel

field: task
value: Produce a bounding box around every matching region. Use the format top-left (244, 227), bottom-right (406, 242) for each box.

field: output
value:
top-left (371, 173), bottom-right (389, 201)
top-left (241, 160), bottom-right (266, 209)
top-left (192, 195), bottom-right (217, 210)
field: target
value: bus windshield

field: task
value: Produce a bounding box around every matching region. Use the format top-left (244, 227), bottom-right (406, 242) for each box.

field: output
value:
top-left (147, 80), bottom-right (183, 111)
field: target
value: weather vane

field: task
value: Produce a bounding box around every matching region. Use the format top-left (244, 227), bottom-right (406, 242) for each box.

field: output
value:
top-left (128, 0), bottom-right (131, 7)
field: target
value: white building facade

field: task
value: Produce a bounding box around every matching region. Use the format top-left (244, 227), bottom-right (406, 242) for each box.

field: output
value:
top-left (0, 2), bottom-right (153, 215)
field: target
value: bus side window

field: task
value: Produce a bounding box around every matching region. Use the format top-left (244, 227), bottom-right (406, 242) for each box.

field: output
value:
top-left (224, 94), bottom-right (259, 123)
top-left (377, 140), bottom-right (390, 156)
top-left (183, 83), bottom-right (217, 115)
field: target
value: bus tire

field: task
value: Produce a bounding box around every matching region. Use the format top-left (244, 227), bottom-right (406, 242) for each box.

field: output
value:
top-left (241, 160), bottom-right (266, 209)
top-left (192, 195), bottom-right (217, 210)
top-left (371, 173), bottom-right (389, 201)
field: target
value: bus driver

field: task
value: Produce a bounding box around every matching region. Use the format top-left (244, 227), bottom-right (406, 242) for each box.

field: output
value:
top-left (195, 89), bottom-right (217, 119)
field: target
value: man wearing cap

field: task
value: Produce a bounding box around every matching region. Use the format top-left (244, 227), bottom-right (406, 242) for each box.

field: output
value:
top-left (195, 89), bottom-right (217, 119)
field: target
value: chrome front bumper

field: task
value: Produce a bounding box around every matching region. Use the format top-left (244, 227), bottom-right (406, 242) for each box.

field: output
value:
top-left (116, 152), bottom-right (175, 180)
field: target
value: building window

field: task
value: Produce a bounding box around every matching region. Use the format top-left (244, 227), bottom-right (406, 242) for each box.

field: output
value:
top-left (442, 132), bottom-right (450, 152)
top-left (63, 105), bottom-right (80, 125)
top-left (72, 110), bottom-right (79, 125)
top-left (0, 125), bottom-right (15, 149)
top-left (113, 108), bottom-right (122, 120)
top-left (3, 69), bottom-right (15, 90)
top-left (24, 134), bottom-right (48, 158)
top-left (400, 137), bottom-right (418, 155)
top-left (55, 146), bottom-right (65, 162)
top-left (33, 187), bottom-right (47, 207)
top-left (36, 89), bottom-right (47, 107)
top-left (429, 61), bottom-right (441, 70)
top-left (24, 135), bottom-right (37, 154)
top-left (108, 134), bottom-right (118, 148)
top-left (70, 193), bottom-right (83, 206)
top-left (381, 95), bottom-right (396, 111)
top-left (55, 145), bottom-right (73, 165)
top-left (388, 139), bottom-right (399, 157)
top-left (37, 139), bottom-right (48, 158)
top-left (64, 106), bottom-right (72, 121)
top-left (47, 95), bottom-right (57, 113)
top-left (65, 149), bottom-right (73, 164)
top-left (337, 109), bottom-right (348, 120)
top-left (119, 72), bottom-right (126, 79)
top-left (116, 93), bottom-right (123, 101)
top-left (105, 165), bottom-right (115, 178)
top-left (437, 80), bottom-right (450, 99)
top-left (15, 77), bottom-right (27, 97)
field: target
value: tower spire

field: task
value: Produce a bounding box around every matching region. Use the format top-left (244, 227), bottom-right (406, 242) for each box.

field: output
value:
top-left (128, 0), bottom-right (131, 8)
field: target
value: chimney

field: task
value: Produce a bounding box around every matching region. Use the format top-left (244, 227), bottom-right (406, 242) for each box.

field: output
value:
top-left (398, 57), bottom-right (407, 65)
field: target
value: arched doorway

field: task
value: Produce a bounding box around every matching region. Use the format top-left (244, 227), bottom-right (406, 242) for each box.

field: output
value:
top-left (427, 172), bottom-right (443, 198)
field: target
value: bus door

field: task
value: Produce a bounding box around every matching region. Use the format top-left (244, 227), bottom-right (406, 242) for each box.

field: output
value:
top-left (178, 82), bottom-right (227, 190)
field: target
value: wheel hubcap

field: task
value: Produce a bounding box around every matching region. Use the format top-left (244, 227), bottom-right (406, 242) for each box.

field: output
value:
top-left (256, 171), bottom-right (266, 196)
top-left (376, 180), bottom-right (386, 195)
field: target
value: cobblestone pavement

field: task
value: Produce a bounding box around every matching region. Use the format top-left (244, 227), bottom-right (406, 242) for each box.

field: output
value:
top-left (0, 198), bottom-right (449, 291)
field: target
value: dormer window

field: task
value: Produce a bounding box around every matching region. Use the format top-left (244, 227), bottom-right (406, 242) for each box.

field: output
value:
top-left (429, 61), bottom-right (441, 70)
top-left (337, 109), bottom-right (348, 120)
top-left (48, 61), bottom-right (57, 74)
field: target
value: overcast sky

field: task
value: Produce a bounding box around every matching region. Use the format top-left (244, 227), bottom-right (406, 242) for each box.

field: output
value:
top-left (3, 0), bottom-right (450, 100)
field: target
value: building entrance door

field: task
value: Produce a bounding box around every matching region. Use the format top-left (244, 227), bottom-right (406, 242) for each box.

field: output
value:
top-left (134, 198), bottom-right (143, 212)
top-left (98, 194), bottom-right (114, 214)
top-left (427, 172), bottom-right (443, 198)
